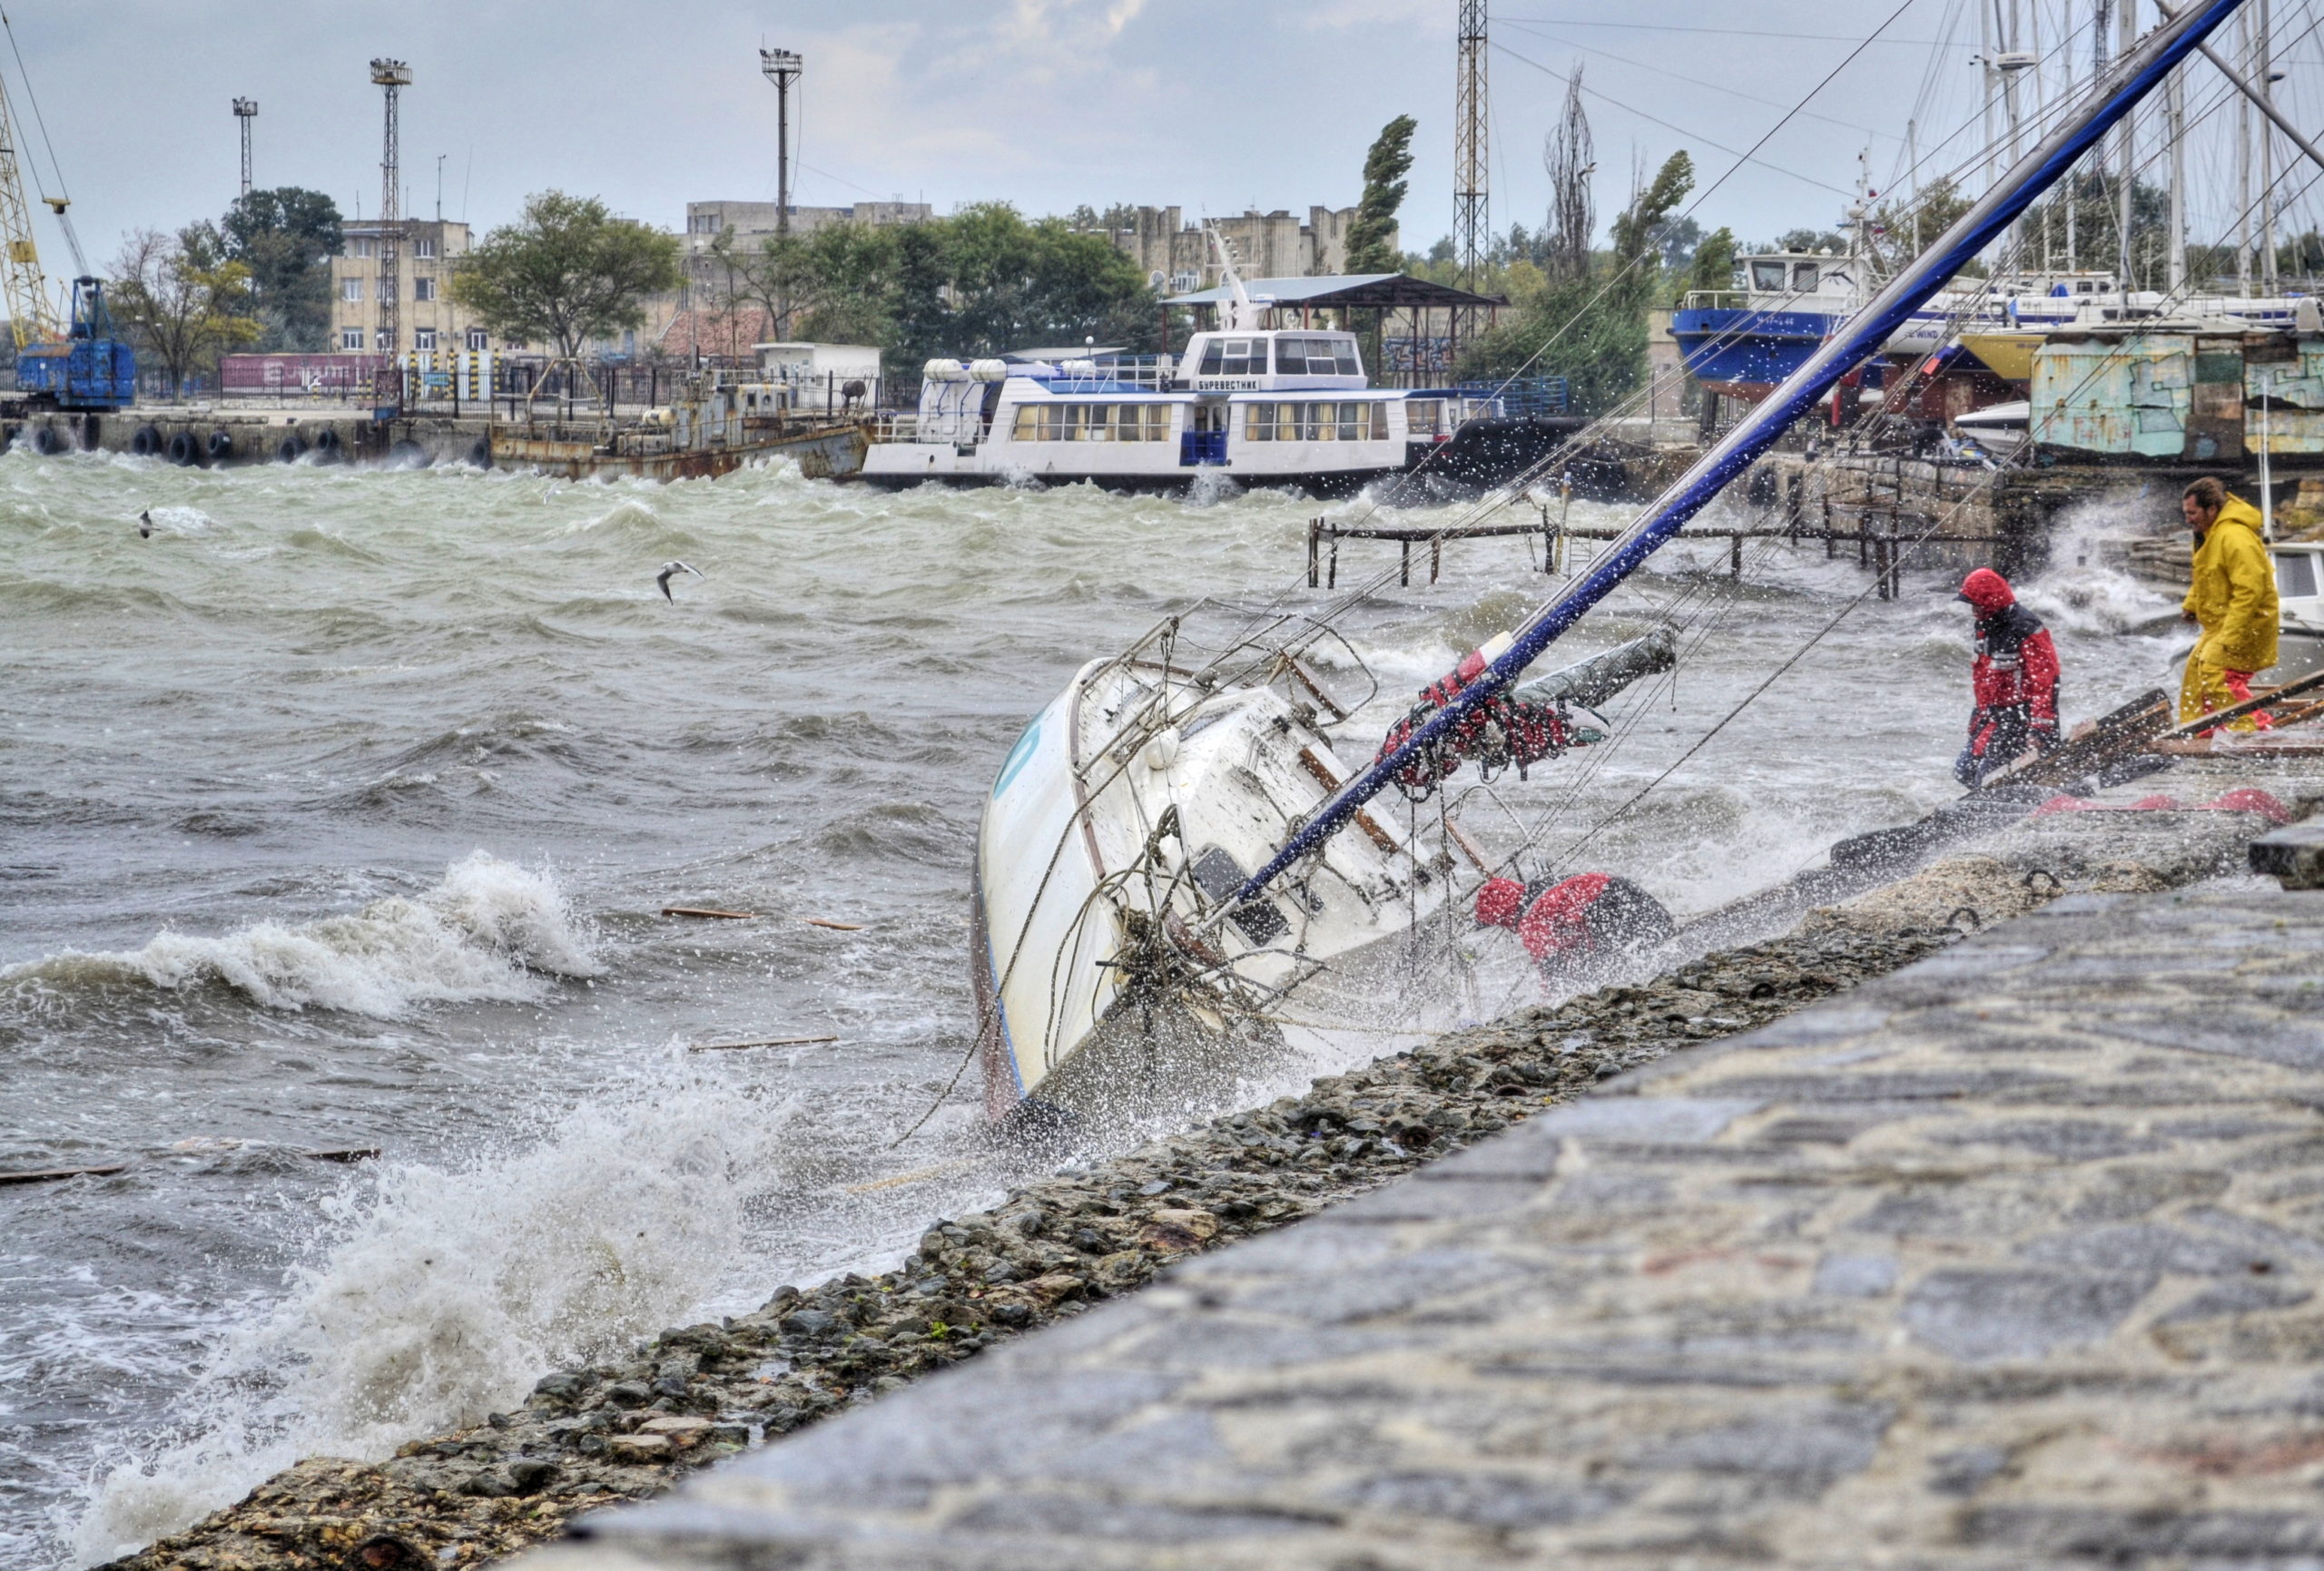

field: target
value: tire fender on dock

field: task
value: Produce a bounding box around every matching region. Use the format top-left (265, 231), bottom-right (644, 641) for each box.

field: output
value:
top-left (130, 425), bottom-right (162, 457)
top-left (165, 430), bottom-right (201, 467)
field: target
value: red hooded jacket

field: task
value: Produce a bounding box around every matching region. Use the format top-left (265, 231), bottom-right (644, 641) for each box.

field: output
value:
top-left (1959, 568), bottom-right (2060, 747)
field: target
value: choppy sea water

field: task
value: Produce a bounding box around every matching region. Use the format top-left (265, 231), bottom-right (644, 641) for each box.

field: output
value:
top-left (0, 448), bottom-right (2187, 1566)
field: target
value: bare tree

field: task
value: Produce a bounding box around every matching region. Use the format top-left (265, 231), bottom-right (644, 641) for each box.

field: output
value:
top-left (109, 225), bottom-right (260, 393)
top-left (1543, 65), bottom-right (1596, 283)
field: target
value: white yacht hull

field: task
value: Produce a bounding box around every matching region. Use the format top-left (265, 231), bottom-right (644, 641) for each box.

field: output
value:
top-left (971, 652), bottom-right (1477, 1128)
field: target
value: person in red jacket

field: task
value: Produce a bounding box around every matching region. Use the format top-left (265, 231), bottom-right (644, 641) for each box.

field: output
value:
top-left (1474, 872), bottom-right (1676, 987)
top-left (1953, 567), bottom-right (2062, 788)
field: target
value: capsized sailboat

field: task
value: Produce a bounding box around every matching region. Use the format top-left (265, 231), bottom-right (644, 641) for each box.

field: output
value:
top-left (970, 0), bottom-right (2249, 1128)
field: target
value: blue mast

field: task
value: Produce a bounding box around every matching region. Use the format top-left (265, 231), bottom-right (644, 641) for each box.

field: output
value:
top-left (1233, 0), bottom-right (2246, 907)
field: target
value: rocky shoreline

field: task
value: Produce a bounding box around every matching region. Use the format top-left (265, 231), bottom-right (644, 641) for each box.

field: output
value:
top-left (98, 916), bottom-right (1970, 1571)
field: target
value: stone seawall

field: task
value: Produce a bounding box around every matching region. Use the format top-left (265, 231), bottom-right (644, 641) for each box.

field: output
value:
top-left (98, 761), bottom-right (2320, 1571)
top-left (537, 882), bottom-right (2324, 1571)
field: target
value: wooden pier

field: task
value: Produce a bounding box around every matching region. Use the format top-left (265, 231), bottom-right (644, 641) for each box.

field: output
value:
top-left (1306, 503), bottom-right (2000, 601)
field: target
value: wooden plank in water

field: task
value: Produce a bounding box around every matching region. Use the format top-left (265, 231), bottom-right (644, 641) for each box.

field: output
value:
top-left (662, 907), bottom-right (757, 920)
top-left (688, 1036), bottom-right (841, 1053)
top-left (0, 1164), bottom-right (128, 1186)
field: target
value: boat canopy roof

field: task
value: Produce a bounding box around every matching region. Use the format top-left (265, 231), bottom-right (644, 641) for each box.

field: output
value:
top-left (1164, 272), bottom-right (1506, 310)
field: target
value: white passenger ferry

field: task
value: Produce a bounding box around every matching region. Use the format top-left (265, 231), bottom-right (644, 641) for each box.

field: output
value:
top-left (859, 265), bottom-right (1495, 496)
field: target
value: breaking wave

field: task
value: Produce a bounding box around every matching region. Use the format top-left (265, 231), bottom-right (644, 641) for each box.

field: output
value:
top-left (4, 852), bottom-right (596, 1016)
top-left (66, 1066), bottom-right (798, 1566)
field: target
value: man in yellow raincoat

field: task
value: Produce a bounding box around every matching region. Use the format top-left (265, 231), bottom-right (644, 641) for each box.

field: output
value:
top-left (2178, 476), bottom-right (2280, 731)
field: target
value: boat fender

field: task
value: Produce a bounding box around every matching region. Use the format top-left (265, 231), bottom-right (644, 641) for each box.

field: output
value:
top-left (1140, 731), bottom-right (1180, 771)
top-left (207, 429), bottom-right (234, 461)
top-left (165, 430), bottom-right (201, 466)
top-left (30, 424), bottom-right (62, 455)
top-left (130, 424), bottom-right (162, 457)
top-left (276, 433), bottom-right (307, 464)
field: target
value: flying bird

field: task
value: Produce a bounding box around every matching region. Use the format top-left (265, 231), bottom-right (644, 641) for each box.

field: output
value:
top-left (656, 560), bottom-right (704, 602)
top-left (139, 510), bottom-right (153, 539)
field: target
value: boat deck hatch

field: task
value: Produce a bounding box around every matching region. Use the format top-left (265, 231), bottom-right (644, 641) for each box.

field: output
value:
top-left (1191, 846), bottom-right (1287, 943)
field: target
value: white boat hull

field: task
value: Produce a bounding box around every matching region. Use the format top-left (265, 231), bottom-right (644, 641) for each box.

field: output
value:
top-left (972, 652), bottom-right (1477, 1128)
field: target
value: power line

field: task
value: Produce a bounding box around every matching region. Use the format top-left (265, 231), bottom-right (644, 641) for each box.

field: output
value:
top-left (1495, 17), bottom-right (1946, 46)
top-left (1491, 38), bottom-right (1861, 197)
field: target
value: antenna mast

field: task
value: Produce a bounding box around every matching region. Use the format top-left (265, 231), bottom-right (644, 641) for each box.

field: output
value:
top-left (760, 48), bottom-right (802, 239)
top-left (1453, 0), bottom-right (1488, 290)
top-left (232, 98), bottom-right (256, 199)
top-left (370, 58), bottom-right (410, 362)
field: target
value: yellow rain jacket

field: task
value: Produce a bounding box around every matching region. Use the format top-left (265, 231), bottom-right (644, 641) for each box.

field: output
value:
top-left (2182, 495), bottom-right (2280, 674)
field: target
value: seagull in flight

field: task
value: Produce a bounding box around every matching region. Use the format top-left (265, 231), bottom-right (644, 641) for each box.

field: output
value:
top-left (656, 560), bottom-right (704, 602)
top-left (139, 510), bottom-right (153, 539)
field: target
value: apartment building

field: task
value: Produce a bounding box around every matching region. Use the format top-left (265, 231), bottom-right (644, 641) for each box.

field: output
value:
top-left (1105, 206), bottom-right (1374, 293)
top-left (329, 220), bottom-right (488, 356)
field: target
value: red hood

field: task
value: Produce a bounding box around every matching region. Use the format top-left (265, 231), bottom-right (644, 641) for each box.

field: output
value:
top-left (1957, 567), bottom-right (2016, 614)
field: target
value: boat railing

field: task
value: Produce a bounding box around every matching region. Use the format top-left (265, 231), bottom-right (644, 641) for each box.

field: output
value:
top-left (872, 411), bottom-right (921, 442)
top-left (1682, 290), bottom-right (1753, 311)
top-left (1452, 377), bottom-right (1569, 418)
top-left (1083, 355), bottom-right (1174, 390)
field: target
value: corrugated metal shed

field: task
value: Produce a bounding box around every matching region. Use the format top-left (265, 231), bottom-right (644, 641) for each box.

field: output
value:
top-left (2249, 338), bottom-right (2324, 455)
top-left (2032, 334), bottom-right (2191, 457)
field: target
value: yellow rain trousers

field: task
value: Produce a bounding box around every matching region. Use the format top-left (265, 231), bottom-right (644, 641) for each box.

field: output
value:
top-left (2179, 496), bottom-right (2280, 729)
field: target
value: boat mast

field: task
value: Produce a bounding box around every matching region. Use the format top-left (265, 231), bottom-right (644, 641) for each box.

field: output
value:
top-left (2168, 30), bottom-right (2188, 289)
top-left (1229, 0), bottom-right (2252, 908)
top-left (2238, 7), bottom-right (2253, 293)
top-left (2066, 1), bottom-right (2079, 271)
top-left (2260, 0), bottom-right (2278, 291)
top-left (2119, 0), bottom-right (2136, 288)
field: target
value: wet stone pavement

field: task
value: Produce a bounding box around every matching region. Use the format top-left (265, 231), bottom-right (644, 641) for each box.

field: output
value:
top-left (530, 884), bottom-right (2324, 1571)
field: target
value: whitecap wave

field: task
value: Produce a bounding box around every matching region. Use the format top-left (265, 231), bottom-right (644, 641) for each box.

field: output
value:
top-left (4, 852), bottom-right (596, 1016)
top-left (68, 1069), bottom-right (796, 1566)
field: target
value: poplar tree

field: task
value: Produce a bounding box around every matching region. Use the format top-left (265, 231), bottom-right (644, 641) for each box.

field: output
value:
top-left (1345, 116), bottom-right (1417, 275)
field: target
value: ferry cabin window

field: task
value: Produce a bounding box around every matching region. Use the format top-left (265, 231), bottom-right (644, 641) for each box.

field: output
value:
top-left (1196, 338), bottom-right (1265, 377)
top-left (1405, 399), bottom-right (1442, 437)
top-left (2280, 552), bottom-right (2319, 599)
top-left (1275, 336), bottom-right (1362, 376)
top-left (1242, 402), bottom-right (1387, 441)
top-left (1009, 404), bottom-right (1171, 441)
top-left (1792, 262), bottom-right (1818, 290)
top-left (1750, 260), bottom-right (1787, 290)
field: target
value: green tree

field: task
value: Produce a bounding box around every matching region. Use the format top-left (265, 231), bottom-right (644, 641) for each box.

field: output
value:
top-left (1686, 226), bottom-right (1737, 299)
top-left (449, 191), bottom-right (681, 360)
top-left (1345, 114), bottom-right (1416, 274)
top-left (109, 222), bottom-right (261, 391)
top-left (221, 187), bottom-right (342, 351)
top-left (707, 205), bottom-right (1158, 378)
top-left (1459, 149), bottom-right (1695, 415)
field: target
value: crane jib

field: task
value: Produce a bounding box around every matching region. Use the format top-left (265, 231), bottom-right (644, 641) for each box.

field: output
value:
top-left (1230, 0), bottom-right (2250, 908)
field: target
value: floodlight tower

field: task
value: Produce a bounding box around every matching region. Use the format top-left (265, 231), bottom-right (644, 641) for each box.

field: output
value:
top-left (370, 58), bottom-right (410, 359)
top-left (760, 48), bottom-right (802, 237)
top-left (231, 98), bottom-right (257, 198)
top-left (1453, 0), bottom-right (1488, 292)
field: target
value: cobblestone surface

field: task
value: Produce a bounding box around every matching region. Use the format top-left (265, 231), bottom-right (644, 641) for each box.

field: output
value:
top-left (530, 884), bottom-right (2324, 1571)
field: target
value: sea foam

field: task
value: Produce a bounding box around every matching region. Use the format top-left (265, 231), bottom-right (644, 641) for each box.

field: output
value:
top-left (67, 1067), bottom-right (794, 1566)
top-left (5, 852), bottom-right (596, 1016)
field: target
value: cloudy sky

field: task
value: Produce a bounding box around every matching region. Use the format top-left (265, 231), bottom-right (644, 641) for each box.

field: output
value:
top-left (12, 1), bottom-right (2320, 269)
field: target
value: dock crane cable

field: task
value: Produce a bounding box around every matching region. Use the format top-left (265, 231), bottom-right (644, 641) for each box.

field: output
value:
top-left (0, 8), bottom-right (82, 276)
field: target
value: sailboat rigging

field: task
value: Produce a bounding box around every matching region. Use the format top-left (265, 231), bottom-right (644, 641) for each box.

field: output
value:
top-left (968, 0), bottom-right (2250, 1132)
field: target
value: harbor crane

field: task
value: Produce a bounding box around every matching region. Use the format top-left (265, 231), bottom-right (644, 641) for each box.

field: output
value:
top-left (0, 16), bottom-right (133, 410)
